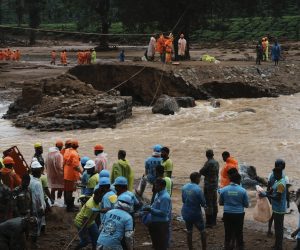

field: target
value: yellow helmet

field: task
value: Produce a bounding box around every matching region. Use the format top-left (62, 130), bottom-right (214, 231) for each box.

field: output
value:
top-left (34, 142), bottom-right (42, 148)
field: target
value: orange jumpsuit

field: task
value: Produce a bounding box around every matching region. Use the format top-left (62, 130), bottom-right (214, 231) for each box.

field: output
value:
top-left (11, 51), bottom-right (16, 61)
top-left (60, 51), bottom-right (67, 65)
top-left (0, 168), bottom-right (22, 190)
top-left (220, 156), bottom-right (238, 188)
top-left (6, 49), bottom-right (11, 60)
top-left (156, 35), bottom-right (166, 54)
top-left (0, 51), bottom-right (3, 60)
top-left (15, 50), bottom-right (21, 61)
top-left (63, 148), bottom-right (81, 191)
top-left (165, 39), bottom-right (173, 63)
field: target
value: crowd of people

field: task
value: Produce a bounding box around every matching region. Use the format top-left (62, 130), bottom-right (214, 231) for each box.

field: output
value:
top-left (145, 32), bottom-right (187, 63)
top-left (0, 48), bottom-right (21, 61)
top-left (256, 36), bottom-right (282, 65)
top-left (0, 140), bottom-right (299, 250)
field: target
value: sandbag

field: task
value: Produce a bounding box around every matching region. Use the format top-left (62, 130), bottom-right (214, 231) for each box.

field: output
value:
top-left (253, 185), bottom-right (272, 223)
top-left (136, 176), bottom-right (147, 197)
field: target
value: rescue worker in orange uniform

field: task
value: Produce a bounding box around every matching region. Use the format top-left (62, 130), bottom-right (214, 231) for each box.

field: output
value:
top-left (156, 33), bottom-right (166, 63)
top-left (6, 49), bottom-right (11, 60)
top-left (0, 50), bottom-right (3, 60)
top-left (165, 33), bottom-right (174, 64)
top-left (50, 50), bottom-right (56, 65)
top-left (61, 139), bottom-right (72, 156)
top-left (262, 38), bottom-right (267, 61)
top-left (60, 50), bottom-right (67, 66)
top-left (11, 50), bottom-right (16, 61)
top-left (2, 49), bottom-right (8, 61)
top-left (219, 151), bottom-right (238, 188)
top-left (0, 156), bottom-right (22, 190)
top-left (86, 50), bottom-right (91, 64)
top-left (63, 139), bottom-right (82, 212)
top-left (15, 50), bottom-right (21, 61)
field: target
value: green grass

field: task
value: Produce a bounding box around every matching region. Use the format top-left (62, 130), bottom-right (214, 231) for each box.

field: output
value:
top-left (192, 15), bottom-right (300, 41)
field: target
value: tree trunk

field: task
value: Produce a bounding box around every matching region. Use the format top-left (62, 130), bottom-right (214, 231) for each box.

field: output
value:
top-left (0, 0), bottom-right (2, 25)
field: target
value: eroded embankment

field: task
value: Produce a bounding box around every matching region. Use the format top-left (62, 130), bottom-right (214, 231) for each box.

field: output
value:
top-left (69, 62), bottom-right (300, 105)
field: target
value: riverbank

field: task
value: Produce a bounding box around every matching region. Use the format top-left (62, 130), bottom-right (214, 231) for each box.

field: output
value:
top-left (38, 206), bottom-right (296, 250)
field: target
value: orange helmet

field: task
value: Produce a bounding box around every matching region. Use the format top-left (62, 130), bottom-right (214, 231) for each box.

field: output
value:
top-left (56, 139), bottom-right (64, 147)
top-left (94, 144), bottom-right (104, 151)
top-left (3, 156), bottom-right (15, 165)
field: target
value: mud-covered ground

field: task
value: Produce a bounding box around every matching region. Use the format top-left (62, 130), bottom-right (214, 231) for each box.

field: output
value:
top-left (36, 206), bottom-right (295, 250)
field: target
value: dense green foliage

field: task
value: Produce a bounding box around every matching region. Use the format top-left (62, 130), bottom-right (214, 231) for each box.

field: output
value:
top-left (0, 0), bottom-right (299, 43)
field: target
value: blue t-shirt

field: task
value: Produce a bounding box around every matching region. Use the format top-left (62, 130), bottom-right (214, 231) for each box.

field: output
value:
top-left (151, 189), bottom-right (171, 222)
top-left (98, 208), bottom-right (133, 247)
top-left (219, 183), bottom-right (249, 214)
top-left (100, 190), bottom-right (117, 220)
top-left (181, 183), bottom-right (206, 221)
top-left (145, 156), bottom-right (162, 184)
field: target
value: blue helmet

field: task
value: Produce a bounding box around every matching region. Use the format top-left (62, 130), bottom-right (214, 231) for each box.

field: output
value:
top-left (99, 169), bottom-right (110, 178)
top-left (152, 144), bottom-right (162, 152)
top-left (118, 193), bottom-right (133, 206)
top-left (114, 176), bottom-right (128, 186)
top-left (81, 156), bottom-right (90, 167)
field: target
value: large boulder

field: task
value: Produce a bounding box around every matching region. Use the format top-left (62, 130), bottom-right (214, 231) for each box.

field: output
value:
top-left (152, 95), bottom-right (180, 115)
top-left (174, 97), bottom-right (196, 108)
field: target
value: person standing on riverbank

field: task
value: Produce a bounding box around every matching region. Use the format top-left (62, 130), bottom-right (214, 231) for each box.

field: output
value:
top-left (143, 178), bottom-right (171, 250)
top-left (60, 50), bottom-right (67, 66)
top-left (50, 50), bottom-right (56, 65)
top-left (220, 151), bottom-right (238, 188)
top-left (64, 139), bottom-right (81, 212)
top-left (219, 168), bottom-right (249, 250)
top-left (33, 142), bottom-right (45, 167)
top-left (178, 33), bottom-right (187, 61)
top-left (256, 41), bottom-right (263, 65)
top-left (271, 40), bottom-right (281, 66)
top-left (137, 144), bottom-right (162, 203)
top-left (94, 144), bottom-right (108, 173)
top-left (91, 49), bottom-right (97, 63)
top-left (111, 150), bottom-right (134, 192)
top-left (199, 149), bottom-right (219, 227)
top-left (161, 147), bottom-right (173, 178)
top-left (262, 167), bottom-right (287, 250)
top-left (147, 36), bottom-right (156, 61)
top-left (156, 33), bottom-right (166, 63)
top-left (182, 172), bottom-right (207, 250)
top-left (45, 140), bottom-right (64, 201)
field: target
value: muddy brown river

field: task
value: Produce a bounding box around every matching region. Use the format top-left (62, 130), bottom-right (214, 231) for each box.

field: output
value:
top-left (1, 94), bottom-right (300, 180)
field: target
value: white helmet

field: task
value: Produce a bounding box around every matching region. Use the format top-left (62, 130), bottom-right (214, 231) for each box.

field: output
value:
top-left (84, 160), bottom-right (96, 169)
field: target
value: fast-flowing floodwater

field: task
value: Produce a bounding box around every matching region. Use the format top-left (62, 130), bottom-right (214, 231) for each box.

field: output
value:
top-left (1, 94), bottom-right (300, 182)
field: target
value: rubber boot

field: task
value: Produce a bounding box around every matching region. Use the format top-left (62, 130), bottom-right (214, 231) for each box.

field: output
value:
top-left (187, 232), bottom-right (193, 250)
top-left (201, 231), bottom-right (207, 250)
